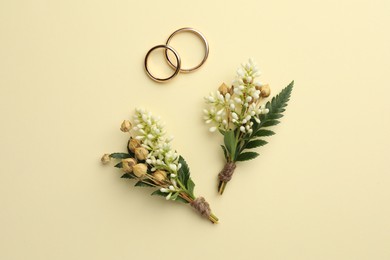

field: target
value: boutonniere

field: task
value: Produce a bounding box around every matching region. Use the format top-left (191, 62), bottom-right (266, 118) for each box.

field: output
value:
top-left (203, 59), bottom-right (293, 194)
top-left (102, 109), bottom-right (218, 223)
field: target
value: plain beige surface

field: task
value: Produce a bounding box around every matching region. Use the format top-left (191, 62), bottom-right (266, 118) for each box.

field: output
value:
top-left (1, 0), bottom-right (389, 259)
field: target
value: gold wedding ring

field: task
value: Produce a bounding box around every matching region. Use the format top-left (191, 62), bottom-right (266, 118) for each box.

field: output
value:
top-left (144, 45), bottom-right (181, 82)
top-left (144, 27), bottom-right (209, 82)
top-left (164, 27), bottom-right (209, 73)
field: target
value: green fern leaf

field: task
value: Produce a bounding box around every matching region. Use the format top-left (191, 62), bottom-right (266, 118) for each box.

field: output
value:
top-left (246, 139), bottom-right (268, 149)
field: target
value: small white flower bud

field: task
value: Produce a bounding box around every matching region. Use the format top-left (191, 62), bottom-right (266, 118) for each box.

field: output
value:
top-left (240, 126), bottom-right (246, 133)
top-left (135, 147), bottom-right (149, 160)
top-left (166, 193), bottom-right (172, 200)
top-left (232, 112), bottom-right (239, 120)
top-left (133, 163), bottom-right (148, 178)
top-left (101, 154), bottom-right (111, 165)
top-left (160, 188), bottom-right (169, 193)
top-left (169, 185), bottom-right (175, 191)
top-left (254, 80), bottom-right (262, 87)
top-left (120, 120), bottom-right (132, 132)
top-left (122, 158), bottom-right (137, 173)
top-left (169, 164), bottom-right (177, 172)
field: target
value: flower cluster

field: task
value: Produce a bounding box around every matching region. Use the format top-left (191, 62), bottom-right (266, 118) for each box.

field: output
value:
top-left (203, 58), bottom-right (270, 134)
top-left (132, 108), bottom-right (181, 174)
top-left (101, 109), bottom-right (218, 223)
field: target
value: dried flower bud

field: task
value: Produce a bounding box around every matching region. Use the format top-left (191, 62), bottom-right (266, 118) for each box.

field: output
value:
top-left (218, 83), bottom-right (230, 96)
top-left (101, 154), bottom-right (111, 165)
top-left (122, 158), bottom-right (137, 173)
top-left (133, 163), bottom-right (148, 178)
top-left (128, 138), bottom-right (141, 152)
top-left (260, 84), bottom-right (271, 98)
top-left (120, 120), bottom-right (132, 132)
top-left (135, 147), bottom-right (149, 160)
top-left (153, 170), bottom-right (167, 182)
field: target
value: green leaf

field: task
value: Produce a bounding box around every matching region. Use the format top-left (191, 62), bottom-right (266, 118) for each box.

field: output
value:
top-left (151, 189), bottom-right (166, 197)
top-left (237, 82), bottom-right (293, 162)
top-left (114, 162), bottom-right (123, 168)
top-left (236, 152), bottom-right (259, 161)
top-left (177, 156), bottom-right (190, 188)
top-left (221, 145), bottom-right (228, 160)
top-left (267, 113), bottom-right (284, 120)
top-left (170, 192), bottom-right (179, 201)
top-left (120, 173), bottom-right (135, 179)
top-left (254, 129), bottom-right (275, 137)
top-left (261, 120), bottom-right (280, 127)
top-left (224, 130), bottom-right (236, 154)
top-left (134, 180), bottom-right (154, 187)
top-left (175, 196), bottom-right (189, 204)
top-left (109, 153), bottom-right (132, 159)
top-left (218, 129), bottom-right (226, 136)
top-left (246, 139), bottom-right (268, 149)
top-left (187, 178), bottom-right (195, 198)
top-left (257, 81), bottom-right (294, 131)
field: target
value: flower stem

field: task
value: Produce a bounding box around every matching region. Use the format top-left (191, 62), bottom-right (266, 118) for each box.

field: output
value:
top-left (218, 180), bottom-right (227, 195)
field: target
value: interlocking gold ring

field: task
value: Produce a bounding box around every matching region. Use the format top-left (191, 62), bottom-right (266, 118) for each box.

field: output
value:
top-left (164, 27), bottom-right (209, 73)
top-left (144, 45), bottom-right (181, 82)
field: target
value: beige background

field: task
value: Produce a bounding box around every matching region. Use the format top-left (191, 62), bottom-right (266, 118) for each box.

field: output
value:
top-left (1, 0), bottom-right (389, 259)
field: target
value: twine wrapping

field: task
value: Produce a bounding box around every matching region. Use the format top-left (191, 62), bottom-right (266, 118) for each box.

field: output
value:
top-left (190, 197), bottom-right (211, 218)
top-left (218, 162), bottom-right (236, 182)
